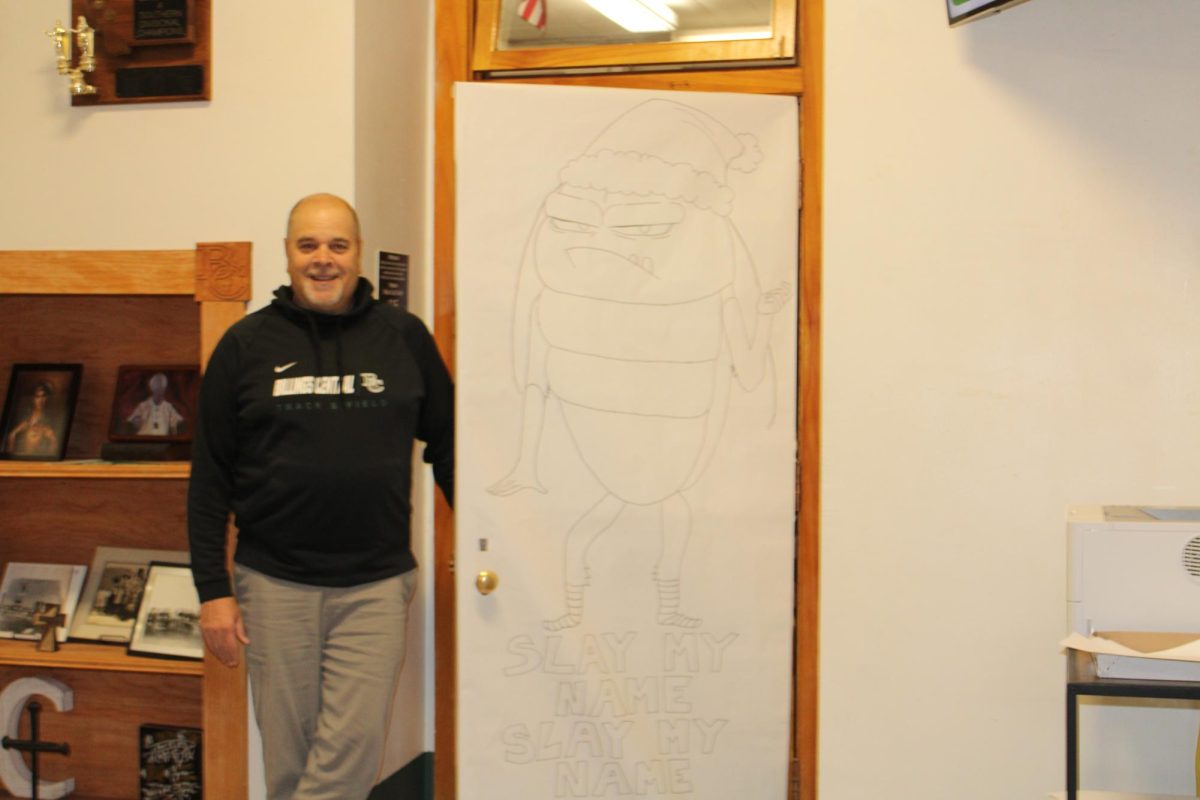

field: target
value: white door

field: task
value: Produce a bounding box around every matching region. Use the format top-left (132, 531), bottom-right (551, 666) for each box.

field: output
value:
top-left (455, 82), bottom-right (799, 800)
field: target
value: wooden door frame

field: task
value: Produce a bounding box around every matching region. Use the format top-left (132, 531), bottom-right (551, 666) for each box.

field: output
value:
top-left (432, 3), bottom-right (822, 797)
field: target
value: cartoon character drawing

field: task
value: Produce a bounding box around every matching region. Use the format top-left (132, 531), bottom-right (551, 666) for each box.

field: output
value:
top-left (489, 99), bottom-right (790, 631)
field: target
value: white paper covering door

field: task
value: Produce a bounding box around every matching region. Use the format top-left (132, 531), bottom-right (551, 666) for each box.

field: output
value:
top-left (455, 82), bottom-right (799, 800)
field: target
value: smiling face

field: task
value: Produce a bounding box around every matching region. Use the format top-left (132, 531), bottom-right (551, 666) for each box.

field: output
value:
top-left (284, 194), bottom-right (362, 314)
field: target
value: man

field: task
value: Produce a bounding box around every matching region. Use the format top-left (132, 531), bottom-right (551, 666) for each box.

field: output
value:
top-left (126, 372), bottom-right (184, 435)
top-left (187, 193), bottom-right (454, 800)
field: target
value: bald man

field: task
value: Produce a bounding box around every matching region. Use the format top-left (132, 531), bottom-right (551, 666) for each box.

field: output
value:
top-left (187, 193), bottom-right (454, 799)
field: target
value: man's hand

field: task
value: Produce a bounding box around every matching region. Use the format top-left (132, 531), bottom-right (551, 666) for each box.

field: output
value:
top-left (199, 596), bottom-right (249, 667)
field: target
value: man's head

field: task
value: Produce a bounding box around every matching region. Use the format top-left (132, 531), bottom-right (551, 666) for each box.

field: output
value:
top-left (284, 193), bottom-right (363, 315)
top-left (148, 372), bottom-right (168, 400)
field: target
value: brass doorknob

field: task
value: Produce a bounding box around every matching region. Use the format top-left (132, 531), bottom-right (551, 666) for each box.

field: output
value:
top-left (475, 570), bottom-right (499, 595)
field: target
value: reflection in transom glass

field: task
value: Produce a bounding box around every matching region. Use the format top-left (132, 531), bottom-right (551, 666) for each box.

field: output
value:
top-left (499, 0), bottom-right (776, 50)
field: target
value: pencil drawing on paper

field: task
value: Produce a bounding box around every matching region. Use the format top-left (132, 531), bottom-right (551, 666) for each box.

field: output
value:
top-left (488, 98), bottom-right (790, 631)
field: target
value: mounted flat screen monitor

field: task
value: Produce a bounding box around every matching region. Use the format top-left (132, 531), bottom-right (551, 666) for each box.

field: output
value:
top-left (947, 0), bottom-right (1033, 27)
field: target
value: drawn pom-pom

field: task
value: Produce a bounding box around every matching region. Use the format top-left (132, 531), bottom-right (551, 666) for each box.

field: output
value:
top-left (729, 133), bottom-right (763, 174)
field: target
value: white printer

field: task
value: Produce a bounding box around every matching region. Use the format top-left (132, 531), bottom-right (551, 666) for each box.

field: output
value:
top-left (1068, 505), bottom-right (1200, 681)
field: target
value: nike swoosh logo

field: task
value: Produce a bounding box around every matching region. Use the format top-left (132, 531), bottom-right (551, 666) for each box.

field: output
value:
top-left (274, 362), bottom-right (298, 373)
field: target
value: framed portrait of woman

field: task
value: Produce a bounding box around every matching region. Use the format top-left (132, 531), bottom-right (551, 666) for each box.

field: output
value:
top-left (0, 363), bottom-right (82, 461)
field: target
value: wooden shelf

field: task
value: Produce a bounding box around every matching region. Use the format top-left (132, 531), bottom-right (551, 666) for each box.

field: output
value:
top-left (0, 460), bottom-right (189, 479)
top-left (0, 245), bottom-right (249, 799)
top-left (0, 249), bottom-right (195, 295)
top-left (0, 638), bottom-right (202, 676)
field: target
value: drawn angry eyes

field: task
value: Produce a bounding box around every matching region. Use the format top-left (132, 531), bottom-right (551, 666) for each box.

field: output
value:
top-left (548, 217), bottom-right (675, 239)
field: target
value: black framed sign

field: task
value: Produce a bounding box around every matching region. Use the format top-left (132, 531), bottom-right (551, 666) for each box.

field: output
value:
top-left (139, 723), bottom-right (202, 800)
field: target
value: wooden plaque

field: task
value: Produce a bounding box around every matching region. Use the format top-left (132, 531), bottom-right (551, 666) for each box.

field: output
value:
top-left (68, 0), bottom-right (211, 105)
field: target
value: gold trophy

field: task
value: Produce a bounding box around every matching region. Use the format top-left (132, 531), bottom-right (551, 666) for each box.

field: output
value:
top-left (45, 16), bottom-right (98, 96)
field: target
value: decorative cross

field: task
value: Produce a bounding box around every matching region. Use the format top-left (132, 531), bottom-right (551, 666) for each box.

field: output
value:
top-left (31, 607), bottom-right (65, 654)
top-left (1, 701), bottom-right (70, 800)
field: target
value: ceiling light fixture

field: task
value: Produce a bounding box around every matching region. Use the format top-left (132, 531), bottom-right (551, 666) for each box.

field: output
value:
top-left (584, 0), bottom-right (678, 33)
top-left (673, 27), bottom-right (773, 43)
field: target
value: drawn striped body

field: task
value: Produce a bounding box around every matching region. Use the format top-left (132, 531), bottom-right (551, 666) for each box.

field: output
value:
top-left (537, 288), bottom-right (728, 505)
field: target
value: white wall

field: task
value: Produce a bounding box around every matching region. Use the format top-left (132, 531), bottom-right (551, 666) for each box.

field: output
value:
top-left (355, 0), bottom-right (436, 779)
top-left (1, 2), bottom-right (355, 306)
top-left (822, 2), bottom-right (1200, 798)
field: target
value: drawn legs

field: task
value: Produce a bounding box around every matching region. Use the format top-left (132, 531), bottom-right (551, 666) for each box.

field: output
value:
top-left (544, 491), bottom-right (700, 630)
top-left (544, 493), bottom-right (624, 631)
top-left (655, 493), bottom-right (700, 628)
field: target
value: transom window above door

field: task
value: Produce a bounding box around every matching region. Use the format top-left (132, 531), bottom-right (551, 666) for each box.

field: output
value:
top-left (474, 0), bottom-right (797, 74)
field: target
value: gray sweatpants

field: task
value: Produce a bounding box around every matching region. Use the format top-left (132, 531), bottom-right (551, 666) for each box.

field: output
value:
top-left (235, 565), bottom-right (417, 800)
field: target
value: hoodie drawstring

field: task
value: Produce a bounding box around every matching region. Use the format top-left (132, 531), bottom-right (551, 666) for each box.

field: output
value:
top-left (304, 312), bottom-right (348, 394)
top-left (304, 312), bottom-right (325, 378)
top-left (335, 316), bottom-right (345, 386)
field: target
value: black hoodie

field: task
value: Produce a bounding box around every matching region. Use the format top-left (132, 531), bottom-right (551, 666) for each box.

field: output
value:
top-left (187, 279), bottom-right (453, 603)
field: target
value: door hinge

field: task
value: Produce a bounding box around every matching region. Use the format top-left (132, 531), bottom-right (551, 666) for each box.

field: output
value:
top-left (798, 158), bottom-right (804, 212)
top-left (789, 757), bottom-right (801, 800)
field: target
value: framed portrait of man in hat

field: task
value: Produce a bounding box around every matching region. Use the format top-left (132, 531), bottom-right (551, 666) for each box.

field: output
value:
top-left (108, 365), bottom-right (200, 442)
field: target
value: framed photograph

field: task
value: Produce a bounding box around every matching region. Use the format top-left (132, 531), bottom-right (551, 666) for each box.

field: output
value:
top-left (0, 363), bottom-right (82, 461)
top-left (128, 562), bottom-right (203, 660)
top-left (69, 547), bottom-right (190, 644)
top-left (0, 562), bottom-right (87, 643)
top-left (108, 365), bottom-right (200, 442)
top-left (139, 724), bottom-right (202, 800)
top-left (946, 0), bottom-right (1032, 27)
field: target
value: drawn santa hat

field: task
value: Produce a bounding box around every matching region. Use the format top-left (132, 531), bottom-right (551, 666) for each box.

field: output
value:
top-left (559, 99), bottom-right (762, 217)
